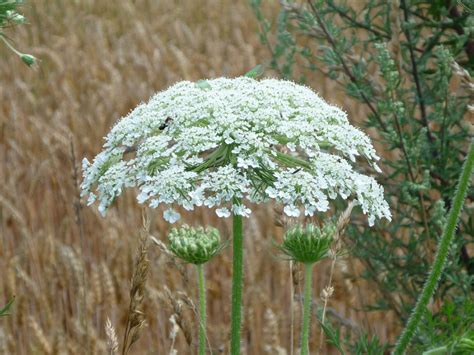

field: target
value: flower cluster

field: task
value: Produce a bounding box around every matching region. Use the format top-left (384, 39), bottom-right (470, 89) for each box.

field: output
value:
top-left (168, 225), bottom-right (221, 265)
top-left (280, 223), bottom-right (334, 264)
top-left (81, 77), bottom-right (391, 225)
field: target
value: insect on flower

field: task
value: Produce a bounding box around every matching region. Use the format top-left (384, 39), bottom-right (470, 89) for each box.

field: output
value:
top-left (159, 117), bottom-right (173, 130)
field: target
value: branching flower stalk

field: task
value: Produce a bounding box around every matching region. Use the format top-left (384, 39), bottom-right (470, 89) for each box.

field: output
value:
top-left (81, 77), bottom-right (391, 353)
top-left (168, 225), bottom-right (222, 355)
top-left (393, 138), bottom-right (474, 355)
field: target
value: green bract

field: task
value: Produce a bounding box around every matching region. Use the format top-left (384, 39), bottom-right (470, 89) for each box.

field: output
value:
top-left (168, 225), bottom-right (221, 265)
top-left (280, 223), bottom-right (334, 264)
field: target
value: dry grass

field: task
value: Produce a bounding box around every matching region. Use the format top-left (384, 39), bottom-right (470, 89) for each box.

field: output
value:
top-left (0, 1), bottom-right (397, 354)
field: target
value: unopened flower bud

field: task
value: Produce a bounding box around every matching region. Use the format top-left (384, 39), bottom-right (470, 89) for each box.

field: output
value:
top-left (168, 225), bottom-right (221, 265)
top-left (20, 54), bottom-right (36, 67)
top-left (280, 223), bottom-right (334, 264)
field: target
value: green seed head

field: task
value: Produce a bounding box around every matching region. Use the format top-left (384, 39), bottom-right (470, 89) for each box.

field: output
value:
top-left (168, 225), bottom-right (221, 265)
top-left (280, 223), bottom-right (334, 264)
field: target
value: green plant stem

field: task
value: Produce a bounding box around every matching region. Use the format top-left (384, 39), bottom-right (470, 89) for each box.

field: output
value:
top-left (197, 264), bottom-right (206, 355)
top-left (0, 35), bottom-right (21, 56)
top-left (393, 138), bottom-right (474, 355)
top-left (230, 207), bottom-right (244, 354)
top-left (301, 263), bottom-right (313, 355)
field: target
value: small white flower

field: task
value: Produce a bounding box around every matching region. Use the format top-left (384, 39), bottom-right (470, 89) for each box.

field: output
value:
top-left (284, 204), bottom-right (300, 217)
top-left (232, 204), bottom-right (251, 217)
top-left (164, 209), bottom-right (181, 224)
top-left (216, 207), bottom-right (231, 218)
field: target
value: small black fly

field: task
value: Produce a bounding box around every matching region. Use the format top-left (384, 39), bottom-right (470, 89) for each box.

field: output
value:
top-left (159, 117), bottom-right (173, 130)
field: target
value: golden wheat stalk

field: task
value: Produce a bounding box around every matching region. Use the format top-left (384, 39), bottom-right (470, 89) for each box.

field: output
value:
top-left (122, 212), bottom-right (150, 355)
top-left (106, 317), bottom-right (119, 355)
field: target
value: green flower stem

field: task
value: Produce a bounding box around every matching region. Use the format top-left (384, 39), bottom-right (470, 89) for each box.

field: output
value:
top-left (393, 138), bottom-right (474, 355)
top-left (197, 264), bottom-right (206, 355)
top-left (230, 205), bottom-right (244, 354)
top-left (0, 35), bottom-right (21, 56)
top-left (301, 263), bottom-right (313, 355)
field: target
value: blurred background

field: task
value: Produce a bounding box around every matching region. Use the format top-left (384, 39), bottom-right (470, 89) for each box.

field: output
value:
top-left (1, 0), bottom-right (472, 354)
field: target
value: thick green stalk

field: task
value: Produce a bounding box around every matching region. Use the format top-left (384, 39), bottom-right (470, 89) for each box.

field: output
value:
top-left (230, 209), bottom-right (244, 354)
top-left (301, 263), bottom-right (313, 355)
top-left (197, 264), bottom-right (206, 355)
top-left (393, 139), bottom-right (474, 355)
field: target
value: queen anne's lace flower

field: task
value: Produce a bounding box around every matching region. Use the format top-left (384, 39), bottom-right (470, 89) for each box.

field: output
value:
top-left (81, 77), bottom-right (391, 225)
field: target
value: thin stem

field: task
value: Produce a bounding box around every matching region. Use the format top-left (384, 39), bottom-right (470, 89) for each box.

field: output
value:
top-left (393, 138), bottom-right (474, 354)
top-left (230, 205), bottom-right (244, 355)
top-left (319, 256), bottom-right (336, 353)
top-left (301, 263), bottom-right (313, 355)
top-left (197, 264), bottom-right (206, 355)
top-left (306, 0), bottom-right (388, 132)
top-left (326, 1), bottom-right (390, 39)
top-left (400, 0), bottom-right (433, 144)
top-left (0, 35), bottom-right (21, 56)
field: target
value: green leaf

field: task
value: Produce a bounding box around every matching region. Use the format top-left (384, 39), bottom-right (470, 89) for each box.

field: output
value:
top-left (195, 80), bottom-right (212, 90)
top-left (244, 64), bottom-right (264, 78)
top-left (0, 296), bottom-right (15, 317)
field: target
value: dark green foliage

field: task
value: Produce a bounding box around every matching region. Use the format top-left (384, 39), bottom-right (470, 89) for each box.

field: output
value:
top-left (253, 0), bottom-right (473, 352)
top-left (416, 299), bottom-right (474, 354)
top-left (319, 312), bottom-right (390, 355)
top-left (0, 1), bottom-right (19, 28)
top-left (394, 139), bottom-right (474, 353)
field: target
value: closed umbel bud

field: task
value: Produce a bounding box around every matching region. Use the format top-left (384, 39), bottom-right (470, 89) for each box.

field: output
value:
top-left (20, 54), bottom-right (36, 67)
top-left (168, 225), bottom-right (221, 265)
top-left (280, 223), bottom-right (334, 264)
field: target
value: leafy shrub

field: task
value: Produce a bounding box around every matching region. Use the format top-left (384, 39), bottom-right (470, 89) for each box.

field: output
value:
top-left (253, 0), bottom-right (473, 352)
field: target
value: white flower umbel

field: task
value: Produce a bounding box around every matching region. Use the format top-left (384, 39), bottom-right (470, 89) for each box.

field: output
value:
top-left (81, 77), bottom-right (391, 226)
top-left (82, 76), bottom-right (392, 354)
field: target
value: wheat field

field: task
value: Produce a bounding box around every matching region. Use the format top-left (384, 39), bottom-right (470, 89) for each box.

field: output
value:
top-left (0, 1), bottom-right (397, 354)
